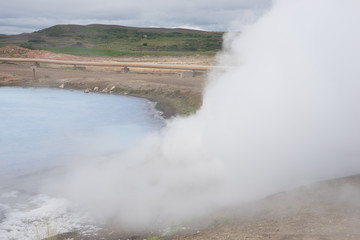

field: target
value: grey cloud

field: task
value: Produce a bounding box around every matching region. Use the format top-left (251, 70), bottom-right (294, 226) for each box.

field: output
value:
top-left (0, 0), bottom-right (271, 34)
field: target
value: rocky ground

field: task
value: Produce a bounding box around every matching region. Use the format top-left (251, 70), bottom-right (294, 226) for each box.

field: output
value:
top-left (55, 175), bottom-right (360, 240)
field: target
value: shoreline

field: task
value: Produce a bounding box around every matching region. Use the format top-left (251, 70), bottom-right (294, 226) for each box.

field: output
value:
top-left (0, 61), bottom-right (206, 118)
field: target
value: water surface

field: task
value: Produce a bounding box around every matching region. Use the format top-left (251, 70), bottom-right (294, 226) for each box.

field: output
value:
top-left (0, 87), bottom-right (164, 239)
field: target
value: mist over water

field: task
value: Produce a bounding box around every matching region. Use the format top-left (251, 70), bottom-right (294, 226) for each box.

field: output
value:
top-left (0, 87), bottom-right (164, 239)
top-left (52, 0), bottom-right (360, 228)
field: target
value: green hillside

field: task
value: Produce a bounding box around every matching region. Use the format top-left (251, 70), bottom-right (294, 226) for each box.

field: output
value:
top-left (0, 24), bottom-right (224, 56)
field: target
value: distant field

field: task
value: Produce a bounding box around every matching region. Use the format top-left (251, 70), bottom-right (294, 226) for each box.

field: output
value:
top-left (34, 47), bottom-right (216, 57)
top-left (0, 24), bottom-right (224, 56)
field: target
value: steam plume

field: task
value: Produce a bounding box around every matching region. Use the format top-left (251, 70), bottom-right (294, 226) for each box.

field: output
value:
top-left (49, 0), bottom-right (360, 228)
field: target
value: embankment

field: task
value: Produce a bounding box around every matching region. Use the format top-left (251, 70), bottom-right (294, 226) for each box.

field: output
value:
top-left (0, 61), bottom-right (206, 118)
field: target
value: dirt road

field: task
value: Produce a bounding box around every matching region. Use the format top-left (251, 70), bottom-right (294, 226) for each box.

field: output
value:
top-left (0, 57), bottom-right (212, 71)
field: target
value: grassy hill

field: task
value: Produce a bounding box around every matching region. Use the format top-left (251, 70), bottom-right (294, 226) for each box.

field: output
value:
top-left (0, 24), bottom-right (224, 56)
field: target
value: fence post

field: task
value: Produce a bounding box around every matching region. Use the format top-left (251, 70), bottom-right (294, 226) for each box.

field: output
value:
top-left (31, 66), bottom-right (37, 80)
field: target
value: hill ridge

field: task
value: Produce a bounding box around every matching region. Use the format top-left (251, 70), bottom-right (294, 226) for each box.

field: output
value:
top-left (37, 24), bottom-right (211, 34)
top-left (0, 24), bottom-right (224, 57)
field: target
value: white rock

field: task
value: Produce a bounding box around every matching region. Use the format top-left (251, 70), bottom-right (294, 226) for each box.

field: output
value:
top-left (102, 88), bottom-right (108, 93)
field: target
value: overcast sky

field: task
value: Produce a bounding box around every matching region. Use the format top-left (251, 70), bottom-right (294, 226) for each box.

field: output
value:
top-left (0, 0), bottom-right (271, 35)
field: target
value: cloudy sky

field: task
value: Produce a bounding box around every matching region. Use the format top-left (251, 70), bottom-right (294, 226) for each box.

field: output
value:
top-left (0, 0), bottom-right (271, 34)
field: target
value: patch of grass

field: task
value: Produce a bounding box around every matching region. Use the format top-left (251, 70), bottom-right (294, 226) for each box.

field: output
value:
top-left (146, 236), bottom-right (162, 240)
top-left (28, 39), bottom-right (46, 43)
top-left (36, 46), bottom-right (128, 56)
top-left (3, 24), bottom-right (224, 56)
top-left (37, 25), bottom-right (66, 37)
top-left (19, 42), bottom-right (35, 50)
top-left (35, 46), bottom-right (213, 56)
top-left (168, 97), bottom-right (198, 116)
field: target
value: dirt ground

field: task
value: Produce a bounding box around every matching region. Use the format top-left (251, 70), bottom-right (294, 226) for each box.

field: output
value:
top-left (1, 46), bottom-right (359, 240)
top-left (0, 45), bottom-right (217, 117)
top-left (0, 62), bottom-right (208, 118)
top-left (56, 175), bottom-right (360, 240)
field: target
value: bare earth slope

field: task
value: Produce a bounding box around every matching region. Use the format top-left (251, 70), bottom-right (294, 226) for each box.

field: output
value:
top-left (171, 175), bottom-right (360, 240)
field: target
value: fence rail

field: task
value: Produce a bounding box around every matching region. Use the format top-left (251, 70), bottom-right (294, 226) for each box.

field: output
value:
top-left (0, 57), bottom-right (213, 71)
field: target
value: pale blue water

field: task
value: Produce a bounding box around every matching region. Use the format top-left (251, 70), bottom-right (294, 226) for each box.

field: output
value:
top-left (0, 87), bottom-right (160, 238)
top-left (0, 87), bottom-right (164, 191)
top-left (0, 87), bottom-right (164, 239)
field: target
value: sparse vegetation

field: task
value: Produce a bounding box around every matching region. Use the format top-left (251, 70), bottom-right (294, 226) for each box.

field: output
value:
top-left (0, 24), bottom-right (224, 56)
top-left (19, 42), bottom-right (35, 50)
top-left (146, 236), bottom-right (162, 240)
top-left (34, 218), bottom-right (58, 240)
top-left (28, 39), bottom-right (46, 43)
top-left (37, 25), bottom-right (66, 37)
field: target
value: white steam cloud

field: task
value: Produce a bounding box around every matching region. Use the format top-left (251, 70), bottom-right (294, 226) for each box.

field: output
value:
top-left (47, 0), bottom-right (360, 229)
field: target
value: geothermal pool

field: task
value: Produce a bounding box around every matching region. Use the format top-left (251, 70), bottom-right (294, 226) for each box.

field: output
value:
top-left (0, 87), bottom-right (164, 239)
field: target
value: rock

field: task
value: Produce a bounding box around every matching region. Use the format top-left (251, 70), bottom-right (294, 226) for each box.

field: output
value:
top-left (102, 88), bottom-right (108, 93)
top-left (181, 71), bottom-right (195, 78)
top-left (93, 86), bottom-right (99, 91)
top-left (121, 66), bottom-right (130, 73)
top-left (59, 84), bottom-right (64, 89)
top-left (83, 88), bottom-right (90, 93)
top-left (110, 86), bottom-right (115, 91)
top-left (73, 65), bottom-right (86, 70)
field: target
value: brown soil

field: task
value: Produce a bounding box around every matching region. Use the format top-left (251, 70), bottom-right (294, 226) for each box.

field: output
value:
top-left (0, 46), bottom-right (210, 117)
top-left (0, 45), bottom-right (86, 60)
